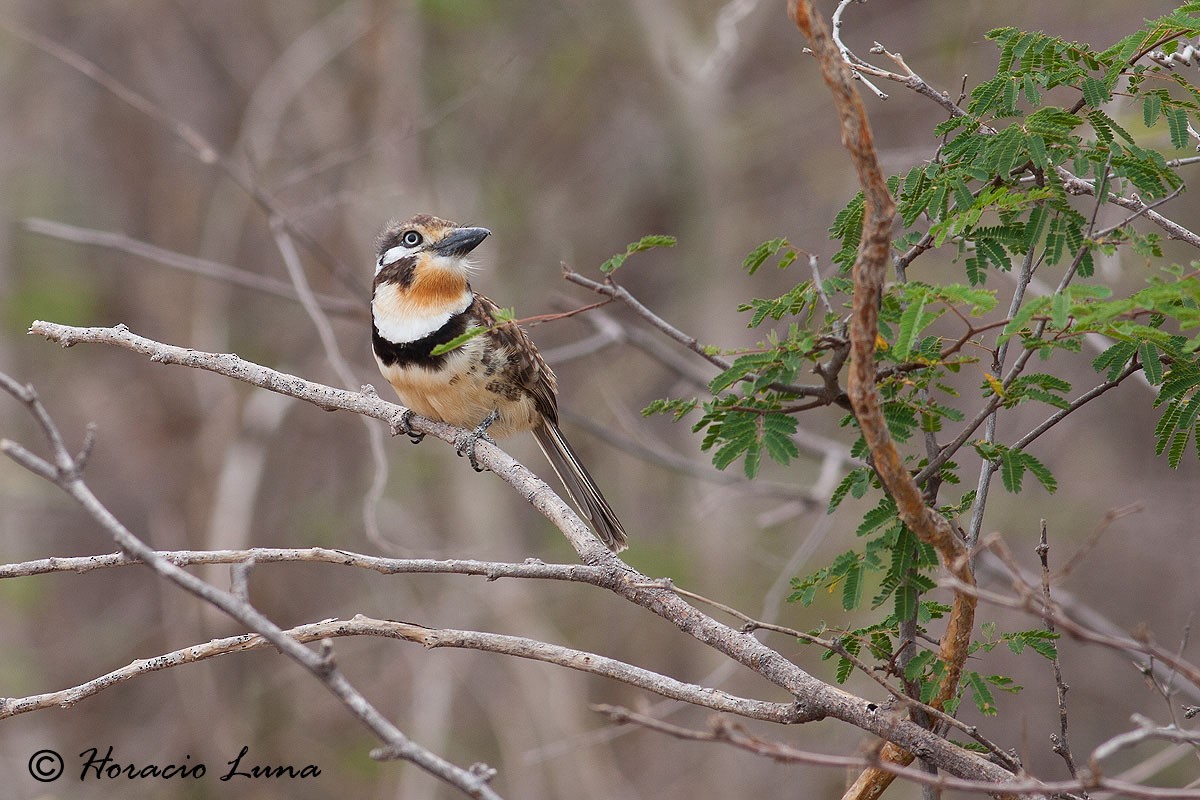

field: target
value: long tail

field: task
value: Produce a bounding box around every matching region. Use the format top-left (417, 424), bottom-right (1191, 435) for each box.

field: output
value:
top-left (533, 421), bottom-right (628, 552)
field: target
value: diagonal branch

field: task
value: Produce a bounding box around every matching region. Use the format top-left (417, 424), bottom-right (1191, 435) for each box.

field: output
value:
top-left (23, 320), bottom-right (1032, 792)
top-left (595, 704), bottom-right (1199, 799)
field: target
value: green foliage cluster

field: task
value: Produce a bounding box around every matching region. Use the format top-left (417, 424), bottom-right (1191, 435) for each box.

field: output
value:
top-left (627, 5), bottom-right (1200, 716)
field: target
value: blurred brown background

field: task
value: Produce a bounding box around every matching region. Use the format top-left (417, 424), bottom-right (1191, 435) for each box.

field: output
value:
top-left (1, 1), bottom-right (1197, 798)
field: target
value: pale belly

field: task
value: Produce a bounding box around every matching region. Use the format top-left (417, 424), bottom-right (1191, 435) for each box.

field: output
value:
top-left (375, 351), bottom-right (540, 439)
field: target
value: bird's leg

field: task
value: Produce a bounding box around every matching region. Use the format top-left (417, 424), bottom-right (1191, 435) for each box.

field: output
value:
top-left (456, 408), bottom-right (499, 472)
top-left (391, 408), bottom-right (425, 444)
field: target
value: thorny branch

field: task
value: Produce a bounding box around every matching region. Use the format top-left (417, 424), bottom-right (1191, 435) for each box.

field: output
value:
top-left (787, 2), bottom-right (977, 798)
top-left (1038, 522), bottom-right (1085, 793)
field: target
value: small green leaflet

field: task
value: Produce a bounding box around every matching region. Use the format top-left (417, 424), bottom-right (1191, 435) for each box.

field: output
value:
top-left (599, 235), bottom-right (678, 274)
top-left (702, 408), bottom-right (800, 478)
top-left (976, 442), bottom-right (1057, 493)
top-left (1003, 629), bottom-right (1060, 660)
top-left (1166, 107), bottom-right (1190, 150)
top-left (430, 325), bottom-right (485, 356)
top-left (429, 308), bottom-right (515, 356)
top-left (743, 238), bottom-right (798, 274)
top-left (964, 671), bottom-right (998, 716)
top-left (1001, 448), bottom-right (1057, 493)
top-left (894, 291), bottom-right (934, 360)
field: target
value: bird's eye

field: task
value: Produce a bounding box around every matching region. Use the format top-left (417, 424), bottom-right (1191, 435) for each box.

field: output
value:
top-left (400, 230), bottom-right (423, 247)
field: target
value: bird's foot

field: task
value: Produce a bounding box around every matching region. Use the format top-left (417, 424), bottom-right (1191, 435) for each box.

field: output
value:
top-left (456, 409), bottom-right (499, 472)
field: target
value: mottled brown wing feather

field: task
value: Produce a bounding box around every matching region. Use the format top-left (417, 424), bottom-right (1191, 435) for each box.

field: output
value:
top-left (471, 294), bottom-right (559, 424)
top-left (470, 294), bottom-right (627, 551)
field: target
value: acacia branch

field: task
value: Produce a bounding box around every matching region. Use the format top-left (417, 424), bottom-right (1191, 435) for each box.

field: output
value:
top-left (787, 2), bottom-right (977, 798)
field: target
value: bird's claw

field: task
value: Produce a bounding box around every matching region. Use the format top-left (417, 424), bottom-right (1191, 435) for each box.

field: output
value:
top-left (392, 409), bottom-right (425, 444)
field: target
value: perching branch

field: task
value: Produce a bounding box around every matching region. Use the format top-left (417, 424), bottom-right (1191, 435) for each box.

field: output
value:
top-left (21, 321), bottom-right (1034, 793)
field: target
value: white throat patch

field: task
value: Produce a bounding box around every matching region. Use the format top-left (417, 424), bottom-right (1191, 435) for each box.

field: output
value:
top-left (373, 288), bottom-right (473, 345)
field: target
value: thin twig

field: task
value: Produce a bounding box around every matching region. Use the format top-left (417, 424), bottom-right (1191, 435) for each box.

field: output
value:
top-left (829, 0), bottom-right (889, 99)
top-left (561, 265), bottom-right (733, 371)
top-left (562, 265), bottom-right (837, 399)
top-left (593, 704), bottom-right (1200, 799)
top-left (1038, 522), bottom-right (1085, 791)
top-left (20, 218), bottom-right (364, 318)
top-left (641, 579), bottom-right (1020, 769)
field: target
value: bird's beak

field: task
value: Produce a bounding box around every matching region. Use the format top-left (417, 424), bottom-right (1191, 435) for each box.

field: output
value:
top-left (435, 226), bottom-right (491, 257)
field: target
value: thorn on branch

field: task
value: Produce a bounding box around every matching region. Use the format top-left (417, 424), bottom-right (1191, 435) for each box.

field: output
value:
top-left (369, 745), bottom-right (402, 762)
top-left (468, 762), bottom-right (498, 783)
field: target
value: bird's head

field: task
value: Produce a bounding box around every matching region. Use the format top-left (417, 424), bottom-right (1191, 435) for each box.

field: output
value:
top-left (375, 214), bottom-right (491, 282)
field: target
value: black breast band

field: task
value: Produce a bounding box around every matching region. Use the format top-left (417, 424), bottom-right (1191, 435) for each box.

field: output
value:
top-left (372, 310), bottom-right (473, 371)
